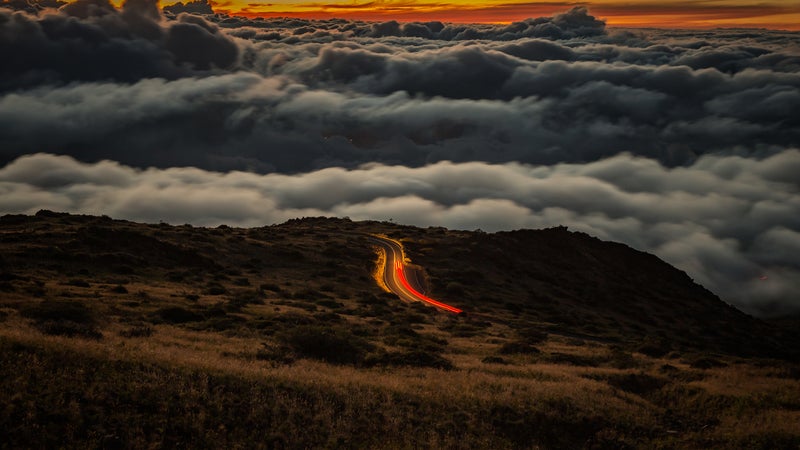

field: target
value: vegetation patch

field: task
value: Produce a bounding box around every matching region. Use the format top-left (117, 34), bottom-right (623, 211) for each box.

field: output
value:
top-left (603, 372), bottom-right (670, 396)
top-left (498, 341), bottom-right (541, 355)
top-left (119, 325), bottom-right (153, 338)
top-left (20, 300), bottom-right (102, 339)
top-left (153, 307), bottom-right (203, 324)
top-left (686, 355), bottom-right (728, 369)
top-left (277, 325), bottom-right (374, 365)
top-left (481, 356), bottom-right (509, 365)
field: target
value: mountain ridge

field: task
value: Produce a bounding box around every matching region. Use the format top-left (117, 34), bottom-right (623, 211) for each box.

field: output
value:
top-left (1, 210), bottom-right (796, 360)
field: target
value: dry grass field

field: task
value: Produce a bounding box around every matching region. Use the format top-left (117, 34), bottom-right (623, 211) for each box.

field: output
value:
top-left (1, 211), bottom-right (798, 449)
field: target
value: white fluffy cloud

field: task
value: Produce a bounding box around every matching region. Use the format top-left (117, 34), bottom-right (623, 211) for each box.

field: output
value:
top-left (2, 151), bottom-right (799, 316)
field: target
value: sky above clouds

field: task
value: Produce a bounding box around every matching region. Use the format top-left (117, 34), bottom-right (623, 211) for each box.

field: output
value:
top-left (0, 0), bottom-right (798, 316)
top-left (152, 0), bottom-right (800, 30)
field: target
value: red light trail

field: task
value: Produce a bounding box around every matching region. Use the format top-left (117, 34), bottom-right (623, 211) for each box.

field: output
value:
top-left (395, 261), bottom-right (463, 314)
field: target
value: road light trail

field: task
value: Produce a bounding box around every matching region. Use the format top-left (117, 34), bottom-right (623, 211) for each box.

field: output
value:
top-left (369, 235), bottom-right (462, 314)
top-left (395, 261), bottom-right (463, 313)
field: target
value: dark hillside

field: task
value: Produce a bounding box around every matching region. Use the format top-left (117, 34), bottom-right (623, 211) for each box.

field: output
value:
top-left (0, 211), bottom-right (796, 360)
top-left (402, 227), bottom-right (797, 359)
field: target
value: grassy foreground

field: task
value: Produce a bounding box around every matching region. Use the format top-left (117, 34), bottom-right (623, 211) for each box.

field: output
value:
top-left (2, 324), bottom-right (799, 449)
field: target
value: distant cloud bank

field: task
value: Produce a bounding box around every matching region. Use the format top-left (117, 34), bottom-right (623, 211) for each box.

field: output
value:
top-left (1, 1), bottom-right (799, 315)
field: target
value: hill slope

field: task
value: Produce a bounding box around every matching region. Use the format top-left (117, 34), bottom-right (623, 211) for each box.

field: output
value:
top-left (1, 211), bottom-right (799, 449)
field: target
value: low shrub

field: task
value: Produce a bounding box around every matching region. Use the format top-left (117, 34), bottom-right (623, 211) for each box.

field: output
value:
top-left (203, 283), bottom-right (227, 295)
top-left (546, 352), bottom-right (600, 367)
top-left (195, 316), bottom-right (247, 332)
top-left (605, 373), bottom-right (669, 396)
top-left (110, 285), bottom-right (128, 294)
top-left (277, 325), bottom-right (374, 365)
top-left (637, 338), bottom-right (672, 358)
top-left (367, 350), bottom-right (454, 370)
top-left (227, 289), bottom-right (265, 311)
top-left (21, 300), bottom-right (95, 324)
top-left (316, 299), bottom-right (343, 309)
top-left (255, 342), bottom-right (295, 365)
top-left (260, 283), bottom-right (281, 292)
top-left (20, 300), bottom-right (102, 339)
top-left (516, 327), bottom-right (548, 344)
top-left (482, 356), bottom-right (509, 365)
top-left (687, 356), bottom-right (728, 369)
top-left (498, 341), bottom-right (540, 355)
top-left (66, 279), bottom-right (90, 288)
top-left (154, 307), bottom-right (203, 324)
top-left (120, 325), bottom-right (153, 338)
top-left (36, 321), bottom-right (103, 339)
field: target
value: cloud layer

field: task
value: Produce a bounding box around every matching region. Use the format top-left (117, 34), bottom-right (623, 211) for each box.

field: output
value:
top-left (1, 4), bottom-right (799, 171)
top-left (2, 152), bottom-right (799, 317)
top-left (1, 2), bottom-right (799, 315)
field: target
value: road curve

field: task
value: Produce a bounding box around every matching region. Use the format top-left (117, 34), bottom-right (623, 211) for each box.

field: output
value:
top-left (369, 235), bottom-right (463, 314)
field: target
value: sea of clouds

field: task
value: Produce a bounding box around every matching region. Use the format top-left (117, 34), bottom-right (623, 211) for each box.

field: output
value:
top-left (1, 0), bottom-right (798, 315)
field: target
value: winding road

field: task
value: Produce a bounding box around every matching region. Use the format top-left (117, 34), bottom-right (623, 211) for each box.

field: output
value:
top-left (369, 235), bottom-right (463, 314)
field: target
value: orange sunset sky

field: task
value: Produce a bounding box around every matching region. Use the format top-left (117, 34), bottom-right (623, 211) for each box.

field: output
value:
top-left (198, 0), bottom-right (800, 30)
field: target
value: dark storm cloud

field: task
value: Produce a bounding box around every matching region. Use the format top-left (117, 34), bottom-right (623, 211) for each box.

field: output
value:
top-left (2, 151), bottom-right (799, 316)
top-left (3, 4), bottom-right (797, 171)
top-left (1, 61), bottom-right (798, 170)
top-left (0, 0), bottom-right (239, 90)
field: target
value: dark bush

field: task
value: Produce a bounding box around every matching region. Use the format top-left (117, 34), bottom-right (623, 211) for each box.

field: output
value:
top-left (167, 271), bottom-right (186, 282)
top-left (21, 300), bottom-right (95, 324)
top-left (110, 285), bottom-right (128, 294)
top-left (482, 356), bottom-right (509, 365)
top-left (637, 338), bottom-right (671, 358)
top-left (445, 282), bottom-right (465, 295)
top-left (196, 316), bottom-right (247, 332)
top-left (155, 307), bottom-right (203, 324)
top-left (227, 290), bottom-right (265, 310)
top-left (120, 326), bottom-right (153, 338)
top-left (25, 285), bottom-right (45, 297)
top-left (658, 364), bottom-right (679, 374)
top-left (67, 279), bottom-right (90, 288)
top-left (606, 373), bottom-right (669, 396)
top-left (546, 352), bottom-right (599, 367)
top-left (37, 321), bottom-right (103, 339)
top-left (20, 300), bottom-right (102, 339)
top-left (204, 283), bottom-right (227, 295)
top-left (394, 312), bottom-right (428, 324)
top-left (316, 299), bottom-right (343, 309)
top-left (278, 325), bottom-right (373, 365)
top-left (255, 342), bottom-right (295, 365)
top-left (441, 322), bottom-right (484, 338)
top-left (516, 327), bottom-right (548, 344)
top-left (608, 349), bottom-right (642, 369)
top-left (687, 356), bottom-right (728, 369)
top-left (112, 265), bottom-right (135, 275)
top-left (313, 312), bottom-right (343, 323)
top-left (499, 341), bottom-right (541, 355)
top-left (260, 283), bottom-right (281, 292)
top-left (367, 350), bottom-right (454, 370)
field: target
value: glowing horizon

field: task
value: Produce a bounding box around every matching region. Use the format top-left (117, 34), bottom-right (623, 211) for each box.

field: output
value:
top-left (199, 0), bottom-right (800, 30)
